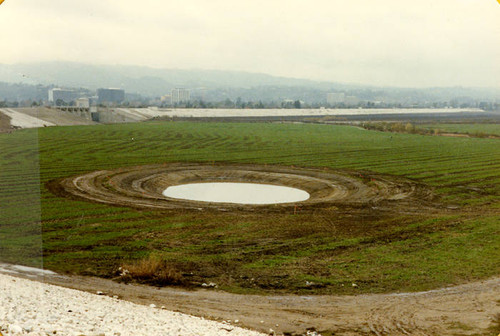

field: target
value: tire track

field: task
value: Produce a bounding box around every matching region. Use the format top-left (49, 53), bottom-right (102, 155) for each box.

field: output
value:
top-left (53, 163), bottom-right (435, 213)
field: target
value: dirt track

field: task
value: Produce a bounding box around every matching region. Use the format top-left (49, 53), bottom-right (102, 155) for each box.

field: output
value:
top-left (5, 266), bottom-right (499, 336)
top-left (56, 163), bottom-right (437, 213)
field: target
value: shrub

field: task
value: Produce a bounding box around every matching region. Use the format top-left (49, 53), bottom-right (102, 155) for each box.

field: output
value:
top-left (119, 254), bottom-right (184, 286)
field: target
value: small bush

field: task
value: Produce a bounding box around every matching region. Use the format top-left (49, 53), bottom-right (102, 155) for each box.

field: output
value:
top-left (119, 255), bottom-right (184, 286)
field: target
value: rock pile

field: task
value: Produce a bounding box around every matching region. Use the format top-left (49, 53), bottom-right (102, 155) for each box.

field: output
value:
top-left (0, 273), bottom-right (264, 336)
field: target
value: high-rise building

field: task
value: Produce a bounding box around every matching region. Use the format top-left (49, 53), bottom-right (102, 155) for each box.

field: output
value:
top-left (48, 88), bottom-right (76, 105)
top-left (171, 88), bottom-right (190, 104)
top-left (97, 88), bottom-right (125, 104)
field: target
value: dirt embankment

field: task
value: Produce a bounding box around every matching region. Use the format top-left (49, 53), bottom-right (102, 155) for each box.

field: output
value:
top-left (15, 107), bottom-right (96, 126)
top-left (0, 107), bottom-right (96, 131)
top-left (0, 110), bottom-right (12, 133)
top-left (53, 163), bottom-right (437, 214)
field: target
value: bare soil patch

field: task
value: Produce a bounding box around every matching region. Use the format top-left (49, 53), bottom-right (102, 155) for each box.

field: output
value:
top-left (54, 163), bottom-right (436, 213)
top-left (0, 110), bottom-right (12, 133)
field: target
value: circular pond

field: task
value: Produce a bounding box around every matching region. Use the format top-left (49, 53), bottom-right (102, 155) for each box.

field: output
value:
top-left (162, 182), bottom-right (310, 205)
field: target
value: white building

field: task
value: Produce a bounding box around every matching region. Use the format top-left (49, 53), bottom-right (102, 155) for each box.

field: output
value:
top-left (48, 88), bottom-right (75, 105)
top-left (171, 88), bottom-right (190, 104)
top-left (75, 98), bottom-right (90, 108)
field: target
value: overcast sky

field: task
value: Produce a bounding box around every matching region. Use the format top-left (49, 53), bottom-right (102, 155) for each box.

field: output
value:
top-left (0, 0), bottom-right (499, 87)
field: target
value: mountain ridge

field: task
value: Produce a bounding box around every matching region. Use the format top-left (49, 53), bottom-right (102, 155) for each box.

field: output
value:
top-left (0, 62), bottom-right (499, 103)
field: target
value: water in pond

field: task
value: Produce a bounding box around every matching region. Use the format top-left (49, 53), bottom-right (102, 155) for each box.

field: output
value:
top-left (162, 182), bottom-right (310, 205)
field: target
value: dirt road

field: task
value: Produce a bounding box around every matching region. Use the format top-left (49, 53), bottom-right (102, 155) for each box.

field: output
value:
top-left (3, 264), bottom-right (499, 336)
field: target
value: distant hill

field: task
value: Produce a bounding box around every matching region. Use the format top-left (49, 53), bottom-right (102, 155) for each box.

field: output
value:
top-left (0, 62), bottom-right (498, 103)
top-left (0, 62), bottom-right (344, 97)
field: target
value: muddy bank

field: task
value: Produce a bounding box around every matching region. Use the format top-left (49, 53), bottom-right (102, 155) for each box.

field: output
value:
top-left (0, 110), bottom-right (12, 133)
top-left (53, 163), bottom-right (436, 213)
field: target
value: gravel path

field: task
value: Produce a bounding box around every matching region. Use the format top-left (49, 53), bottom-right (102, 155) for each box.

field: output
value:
top-left (0, 273), bottom-right (265, 336)
top-left (2, 266), bottom-right (499, 335)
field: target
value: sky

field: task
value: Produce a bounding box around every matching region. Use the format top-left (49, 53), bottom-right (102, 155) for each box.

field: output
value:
top-left (0, 0), bottom-right (499, 88)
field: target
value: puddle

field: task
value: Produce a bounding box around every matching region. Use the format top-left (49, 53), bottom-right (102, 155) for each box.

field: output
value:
top-left (162, 182), bottom-right (310, 204)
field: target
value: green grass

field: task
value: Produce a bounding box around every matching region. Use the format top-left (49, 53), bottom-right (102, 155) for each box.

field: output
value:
top-left (0, 121), bottom-right (499, 294)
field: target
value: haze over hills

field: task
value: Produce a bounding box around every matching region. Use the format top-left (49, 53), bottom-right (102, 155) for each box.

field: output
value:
top-left (0, 62), bottom-right (338, 95)
top-left (0, 61), bottom-right (499, 104)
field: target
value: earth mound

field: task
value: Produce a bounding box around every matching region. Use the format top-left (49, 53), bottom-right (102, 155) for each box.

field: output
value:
top-left (53, 163), bottom-right (435, 212)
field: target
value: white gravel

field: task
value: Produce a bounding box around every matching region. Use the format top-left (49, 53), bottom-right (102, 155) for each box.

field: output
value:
top-left (0, 273), bottom-right (265, 336)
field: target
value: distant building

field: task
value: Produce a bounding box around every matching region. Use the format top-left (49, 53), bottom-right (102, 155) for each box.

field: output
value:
top-left (48, 88), bottom-right (75, 105)
top-left (326, 92), bottom-right (345, 105)
top-left (75, 98), bottom-right (90, 108)
top-left (97, 88), bottom-right (125, 104)
top-left (171, 88), bottom-right (190, 104)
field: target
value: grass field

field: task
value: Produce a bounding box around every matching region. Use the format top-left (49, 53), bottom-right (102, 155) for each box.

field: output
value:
top-left (1, 121), bottom-right (499, 294)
